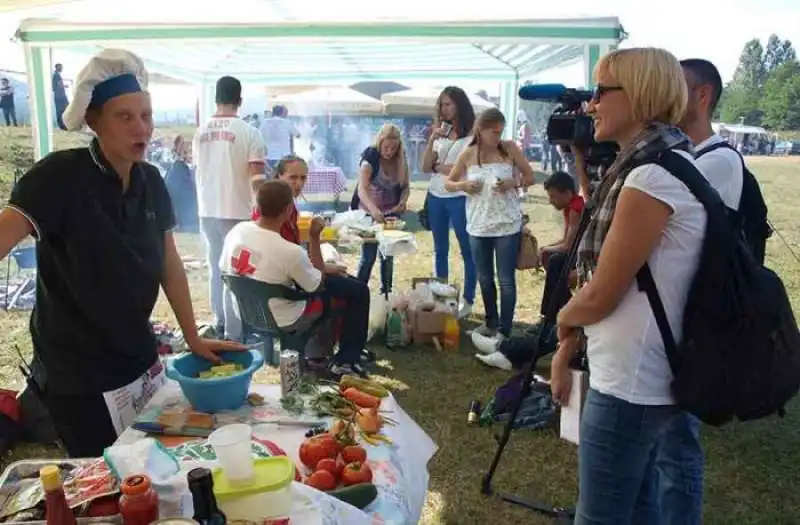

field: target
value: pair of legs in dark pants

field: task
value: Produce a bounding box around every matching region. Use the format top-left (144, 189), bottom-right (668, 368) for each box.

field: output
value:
top-left (321, 273), bottom-right (370, 364)
top-left (2, 106), bottom-right (18, 126)
top-left (469, 232), bottom-right (520, 337)
top-left (496, 250), bottom-right (571, 367)
top-left (39, 388), bottom-right (118, 457)
top-left (357, 243), bottom-right (393, 296)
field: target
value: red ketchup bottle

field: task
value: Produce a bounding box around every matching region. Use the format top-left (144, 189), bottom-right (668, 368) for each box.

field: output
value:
top-left (119, 474), bottom-right (159, 525)
top-left (40, 465), bottom-right (77, 525)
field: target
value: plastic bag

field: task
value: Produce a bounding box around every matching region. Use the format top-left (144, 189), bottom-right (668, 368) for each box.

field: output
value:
top-left (367, 293), bottom-right (389, 342)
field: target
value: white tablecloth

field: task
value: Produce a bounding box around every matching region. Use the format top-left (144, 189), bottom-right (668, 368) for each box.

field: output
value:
top-left (116, 381), bottom-right (437, 524)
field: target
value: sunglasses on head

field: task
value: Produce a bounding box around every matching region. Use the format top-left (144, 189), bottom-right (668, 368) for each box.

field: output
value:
top-left (592, 85), bottom-right (623, 101)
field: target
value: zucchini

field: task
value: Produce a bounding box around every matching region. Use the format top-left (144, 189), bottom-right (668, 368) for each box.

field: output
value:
top-left (327, 483), bottom-right (378, 509)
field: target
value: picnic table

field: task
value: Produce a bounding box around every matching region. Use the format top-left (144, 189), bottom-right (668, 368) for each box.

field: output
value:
top-left (116, 381), bottom-right (437, 525)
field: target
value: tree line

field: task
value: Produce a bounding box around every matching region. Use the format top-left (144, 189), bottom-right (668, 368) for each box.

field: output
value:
top-left (718, 34), bottom-right (800, 130)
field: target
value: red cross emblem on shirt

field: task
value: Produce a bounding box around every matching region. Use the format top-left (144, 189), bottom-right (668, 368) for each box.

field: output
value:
top-left (231, 248), bottom-right (256, 275)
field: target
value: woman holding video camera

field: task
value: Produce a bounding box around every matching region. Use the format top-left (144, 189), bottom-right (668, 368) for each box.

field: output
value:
top-left (550, 48), bottom-right (707, 524)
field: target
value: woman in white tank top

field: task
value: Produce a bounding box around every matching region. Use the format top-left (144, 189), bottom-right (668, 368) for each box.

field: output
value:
top-left (445, 108), bottom-right (536, 339)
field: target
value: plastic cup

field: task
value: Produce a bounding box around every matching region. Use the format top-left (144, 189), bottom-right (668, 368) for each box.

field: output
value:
top-left (208, 424), bottom-right (254, 485)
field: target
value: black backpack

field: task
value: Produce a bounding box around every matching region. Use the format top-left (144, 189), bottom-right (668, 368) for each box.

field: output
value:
top-left (635, 150), bottom-right (800, 426)
top-left (695, 142), bottom-right (772, 265)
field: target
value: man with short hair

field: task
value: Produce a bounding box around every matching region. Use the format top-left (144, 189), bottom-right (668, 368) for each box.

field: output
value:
top-left (194, 76), bottom-right (266, 340)
top-left (260, 105), bottom-right (299, 173)
top-left (0, 78), bottom-right (17, 127)
top-left (52, 63), bottom-right (69, 130)
top-left (652, 57), bottom-right (736, 525)
top-left (221, 180), bottom-right (370, 377)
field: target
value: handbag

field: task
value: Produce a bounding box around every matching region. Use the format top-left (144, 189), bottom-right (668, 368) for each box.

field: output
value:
top-left (417, 193), bottom-right (431, 231)
top-left (517, 226), bottom-right (540, 270)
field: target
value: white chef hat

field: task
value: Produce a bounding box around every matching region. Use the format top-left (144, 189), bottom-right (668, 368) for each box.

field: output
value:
top-left (62, 49), bottom-right (149, 131)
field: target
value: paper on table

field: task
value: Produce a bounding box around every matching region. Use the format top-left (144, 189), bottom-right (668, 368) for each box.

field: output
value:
top-left (103, 360), bottom-right (167, 436)
top-left (559, 370), bottom-right (588, 446)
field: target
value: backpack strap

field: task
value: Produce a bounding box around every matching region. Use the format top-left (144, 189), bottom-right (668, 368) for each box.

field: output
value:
top-left (633, 150), bottom-right (724, 372)
top-left (695, 140), bottom-right (735, 158)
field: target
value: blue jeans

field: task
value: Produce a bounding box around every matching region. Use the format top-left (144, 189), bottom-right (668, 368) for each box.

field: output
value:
top-left (469, 232), bottom-right (520, 336)
top-left (357, 242), bottom-right (393, 296)
top-left (654, 413), bottom-right (704, 525)
top-left (576, 388), bottom-right (687, 525)
top-left (200, 217), bottom-right (243, 340)
top-left (427, 194), bottom-right (476, 304)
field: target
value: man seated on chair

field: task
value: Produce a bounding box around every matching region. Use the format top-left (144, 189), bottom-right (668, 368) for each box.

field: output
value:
top-left (221, 180), bottom-right (370, 377)
top-left (471, 171), bottom-right (584, 371)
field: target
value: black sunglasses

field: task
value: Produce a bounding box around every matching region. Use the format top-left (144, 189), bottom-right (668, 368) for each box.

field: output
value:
top-left (592, 85), bottom-right (623, 101)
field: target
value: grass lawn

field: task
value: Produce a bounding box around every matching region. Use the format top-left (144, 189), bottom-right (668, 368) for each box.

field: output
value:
top-left (1, 127), bottom-right (799, 524)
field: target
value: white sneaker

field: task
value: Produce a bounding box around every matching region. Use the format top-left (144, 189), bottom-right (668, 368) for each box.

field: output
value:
top-left (458, 302), bottom-right (473, 319)
top-left (471, 331), bottom-right (501, 354)
top-left (475, 351), bottom-right (513, 371)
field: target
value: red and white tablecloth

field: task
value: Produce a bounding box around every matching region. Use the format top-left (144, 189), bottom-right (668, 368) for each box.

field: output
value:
top-left (304, 166), bottom-right (348, 196)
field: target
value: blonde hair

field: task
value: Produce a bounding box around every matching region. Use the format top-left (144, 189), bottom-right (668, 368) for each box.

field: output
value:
top-left (596, 47), bottom-right (688, 126)
top-left (371, 122), bottom-right (409, 184)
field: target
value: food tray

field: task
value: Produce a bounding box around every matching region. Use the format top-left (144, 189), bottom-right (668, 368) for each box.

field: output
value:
top-left (0, 459), bottom-right (122, 525)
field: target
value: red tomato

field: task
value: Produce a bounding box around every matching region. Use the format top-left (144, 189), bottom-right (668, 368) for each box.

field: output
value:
top-left (341, 445), bottom-right (367, 464)
top-left (315, 458), bottom-right (342, 481)
top-left (306, 470), bottom-right (337, 491)
top-left (341, 461), bottom-right (373, 486)
top-left (299, 436), bottom-right (339, 470)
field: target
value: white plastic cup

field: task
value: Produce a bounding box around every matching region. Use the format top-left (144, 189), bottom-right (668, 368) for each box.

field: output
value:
top-left (208, 424), bottom-right (254, 485)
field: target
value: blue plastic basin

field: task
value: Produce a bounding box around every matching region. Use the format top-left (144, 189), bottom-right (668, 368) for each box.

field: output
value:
top-left (165, 349), bottom-right (264, 413)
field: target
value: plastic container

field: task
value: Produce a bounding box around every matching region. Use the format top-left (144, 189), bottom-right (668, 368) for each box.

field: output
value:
top-left (165, 349), bottom-right (264, 413)
top-left (119, 475), bottom-right (159, 525)
top-left (443, 314), bottom-right (460, 351)
top-left (212, 457), bottom-right (294, 522)
top-left (40, 465), bottom-right (77, 525)
top-left (208, 424), bottom-right (254, 485)
top-left (152, 474), bottom-right (190, 519)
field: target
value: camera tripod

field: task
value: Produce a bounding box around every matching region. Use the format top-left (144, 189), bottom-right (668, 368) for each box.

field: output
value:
top-left (480, 205), bottom-right (594, 523)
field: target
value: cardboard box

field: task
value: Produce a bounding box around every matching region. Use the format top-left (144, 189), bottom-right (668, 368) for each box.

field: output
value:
top-left (408, 276), bottom-right (460, 344)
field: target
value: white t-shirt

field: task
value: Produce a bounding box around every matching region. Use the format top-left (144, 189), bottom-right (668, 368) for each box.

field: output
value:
top-left (427, 137), bottom-right (469, 198)
top-left (219, 222), bottom-right (322, 327)
top-left (193, 117), bottom-right (266, 220)
top-left (695, 134), bottom-right (743, 211)
top-left (585, 151), bottom-right (707, 405)
top-left (259, 117), bottom-right (297, 161)
top-left (464, 162), bottom-right (522, 237)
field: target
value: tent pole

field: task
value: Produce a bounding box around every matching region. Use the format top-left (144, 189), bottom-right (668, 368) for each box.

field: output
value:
top-left (23, 44), bottom-right (54, 160)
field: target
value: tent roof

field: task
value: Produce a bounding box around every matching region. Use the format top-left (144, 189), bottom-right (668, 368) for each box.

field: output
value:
top-left (15, 4), bottom-right (624, 85)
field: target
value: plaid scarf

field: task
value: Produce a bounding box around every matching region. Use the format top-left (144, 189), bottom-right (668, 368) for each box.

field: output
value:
top-left (577, 122), bottom-right (693, 282)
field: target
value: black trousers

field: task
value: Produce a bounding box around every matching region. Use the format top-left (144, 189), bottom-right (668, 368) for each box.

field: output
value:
top-left (2, 106), bottom-right (17, 127)
top-left (323, 273), bottom-right (370, 365)
top-left (40, 389), bottom-right (118, 457)
top-left (499, 251), bottom-right (572, 369)
top-left (540, 251), bottom-right (572, 320)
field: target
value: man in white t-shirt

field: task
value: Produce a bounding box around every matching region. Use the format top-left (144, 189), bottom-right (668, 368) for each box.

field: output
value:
top-left (651, 58), bottom-right (735, 525)
top-left (220, 180), bottom-right (370, 377)
top-left (259, 105), bottom-right (299, 171)
top-left (193, 76), bottom-right (266, 339)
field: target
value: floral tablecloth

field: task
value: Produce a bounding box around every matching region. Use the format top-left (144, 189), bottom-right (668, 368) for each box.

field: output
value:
top-left (116, 382), bottom-right (437, 524)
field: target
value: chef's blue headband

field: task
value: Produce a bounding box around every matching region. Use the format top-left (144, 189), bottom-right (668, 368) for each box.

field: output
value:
top-left (88, 73), bottom-right (142, 109)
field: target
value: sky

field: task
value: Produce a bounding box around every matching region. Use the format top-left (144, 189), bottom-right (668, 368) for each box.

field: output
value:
top-left (0, 0), bottom-right (798, 109)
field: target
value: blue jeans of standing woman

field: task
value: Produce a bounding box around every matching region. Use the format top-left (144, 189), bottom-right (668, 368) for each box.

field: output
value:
top-left (427, 194), bottom-right (476, 305)
top-left (576, 388), bottom-right (696, 525)
top-left (469, 232), bottom-right (520, 336)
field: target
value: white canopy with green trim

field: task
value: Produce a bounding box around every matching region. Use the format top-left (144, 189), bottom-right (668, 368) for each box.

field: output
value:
top-left (15, 7), bottom-right (624, 158)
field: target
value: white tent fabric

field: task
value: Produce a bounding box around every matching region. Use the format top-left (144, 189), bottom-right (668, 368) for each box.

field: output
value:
top-left (272, 86), bottom-right (383, 116)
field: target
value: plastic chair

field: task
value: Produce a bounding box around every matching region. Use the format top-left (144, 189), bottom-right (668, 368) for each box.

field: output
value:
top-left (9, 246), bottom-right (37, 271)
top-left (221, 274), bottom-right (331, 370)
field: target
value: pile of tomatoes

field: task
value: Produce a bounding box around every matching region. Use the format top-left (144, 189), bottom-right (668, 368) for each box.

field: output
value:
top-left (299, 433), bottom-right (373, 492)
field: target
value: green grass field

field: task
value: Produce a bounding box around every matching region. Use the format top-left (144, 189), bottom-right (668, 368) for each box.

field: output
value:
top-left (1, 126), bottom-right (799, 524)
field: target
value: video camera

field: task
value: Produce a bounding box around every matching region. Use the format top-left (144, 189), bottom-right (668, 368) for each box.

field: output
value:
top-left (519, 83), bottom-right (617, 168)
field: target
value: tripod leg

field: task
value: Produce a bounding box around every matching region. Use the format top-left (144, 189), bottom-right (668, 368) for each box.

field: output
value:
top-left (481, 357), bottom-right (536, 494)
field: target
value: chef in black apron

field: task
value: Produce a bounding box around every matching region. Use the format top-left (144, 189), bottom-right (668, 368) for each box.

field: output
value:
top-left (0, 49), bottom-right (242, 457)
